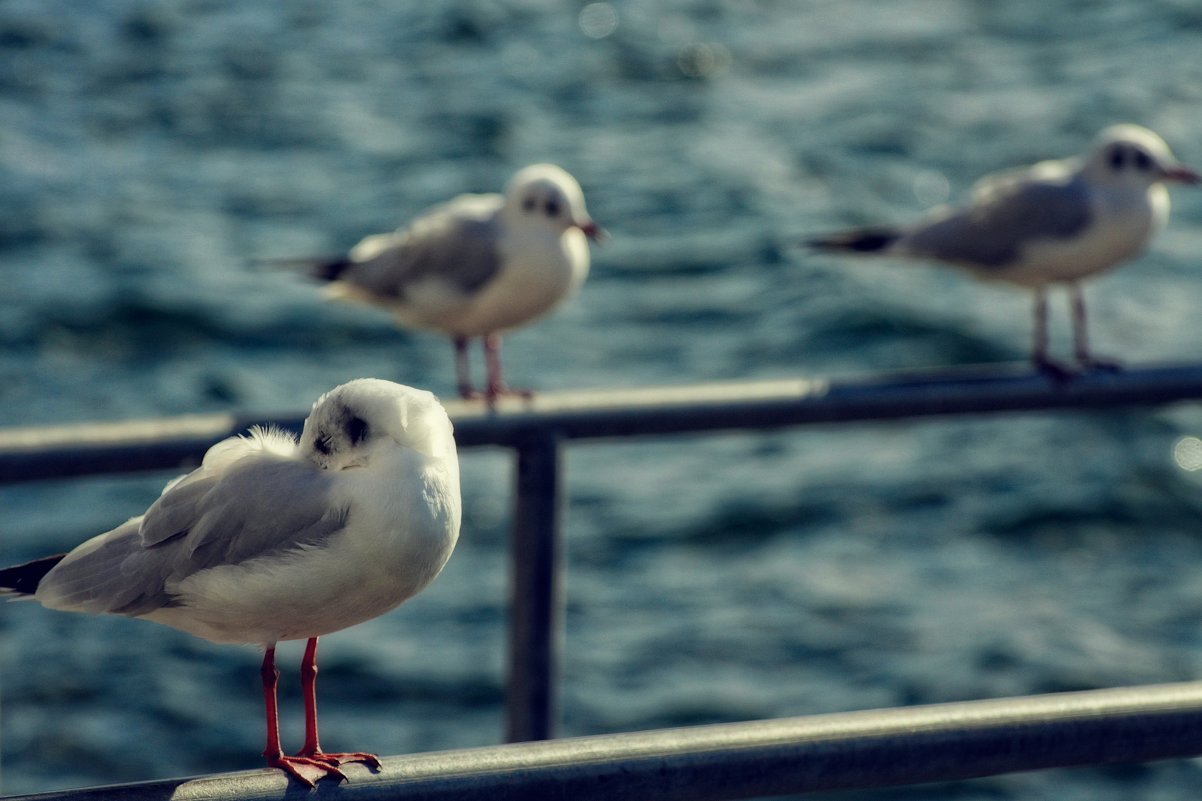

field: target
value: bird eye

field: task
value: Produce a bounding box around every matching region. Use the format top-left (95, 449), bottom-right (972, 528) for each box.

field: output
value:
top-left (1108, 145), bottom-right (1127, 171)
top-left (522, 196), bottom-right (537, 213)
top-left (1133, 148), bottom-right (1153, 171)
top-left (313, 434), bottom-right (332, 455)
top-left (544, 198), bottom-right (560, 217)
top-left (345, 416), bottom-right (369, 445)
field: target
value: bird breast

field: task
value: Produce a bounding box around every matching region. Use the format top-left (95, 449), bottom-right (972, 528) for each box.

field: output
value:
top-left (444, 228), bottom-right (590, 337)
top-left (981, 185), bottom-right (1163, 288)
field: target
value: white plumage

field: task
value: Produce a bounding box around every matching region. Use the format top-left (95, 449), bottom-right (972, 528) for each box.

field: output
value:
top-left (810, 124), bottom-right (1199, 376)
top-left (298, 164), bottom-right (605, 403)
top-left (1, 378), bottom-right (461, 785)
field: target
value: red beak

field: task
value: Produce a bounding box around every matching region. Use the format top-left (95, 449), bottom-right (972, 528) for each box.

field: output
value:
top-left (578, 220), bottom-right (609, 243)
top-left (1164, 164), bottom-right (1201, 185)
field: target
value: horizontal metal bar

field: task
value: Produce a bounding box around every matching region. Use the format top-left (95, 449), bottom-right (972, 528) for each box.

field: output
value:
top-left (4, 362), bottom-right (1202, 484)
top-left (5, 682), bottom-right (1202, 801)
top-left (475, 361), bottom-right (1202, 441)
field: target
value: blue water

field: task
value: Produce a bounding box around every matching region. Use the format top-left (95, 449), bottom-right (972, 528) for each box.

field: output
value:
top-left (4, 1), bottom-right (1202, 797)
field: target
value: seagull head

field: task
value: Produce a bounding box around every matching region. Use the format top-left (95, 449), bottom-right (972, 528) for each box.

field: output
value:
top-left (1082, 124), bottom-right (1200, 189)
top-left (503, 163), bottom-right (608, 243)
top-left (300, 378), bottom-right (456, 470)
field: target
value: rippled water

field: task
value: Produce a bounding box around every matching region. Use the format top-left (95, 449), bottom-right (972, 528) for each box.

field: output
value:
top-left (3, 1), bottom-right (1202, 797)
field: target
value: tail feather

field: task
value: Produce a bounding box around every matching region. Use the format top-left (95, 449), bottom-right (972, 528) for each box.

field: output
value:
top-left (0, 553), bottom-right (67, 597)
top-left (807, 226), bottom-right (901, 254)
top-left (307, 258), bottom-right (354, 283)
top-left (258, 257), bottom-right (354, 283)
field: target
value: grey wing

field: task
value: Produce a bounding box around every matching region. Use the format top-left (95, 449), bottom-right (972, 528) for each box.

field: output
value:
top-left (37, 459), bottom-right (347, 616)
top-left (904, 175), bottom-right (1092, 268)
top-left (340, 194), bottom-right (506, 299)
top-left (144, 458), bottom-right (347, 567)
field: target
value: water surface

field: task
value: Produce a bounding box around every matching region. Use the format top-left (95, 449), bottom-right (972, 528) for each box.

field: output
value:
top-left (3, 2), bottom-right (1202, 798)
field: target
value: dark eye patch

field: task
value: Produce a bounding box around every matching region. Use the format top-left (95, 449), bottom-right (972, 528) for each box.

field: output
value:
top-left (313, 433), bottom-right (332, 455)
top-left (1108, 145), bottom-right (1127, 171)
top-left (345, 415), bottom-right (369, 445)
top-left (1133, 148), bottom-right (1153, 171)
top-left (522, 196), bottom-right (537, 213)
top-left (544, 197), bottom-right (560, 217)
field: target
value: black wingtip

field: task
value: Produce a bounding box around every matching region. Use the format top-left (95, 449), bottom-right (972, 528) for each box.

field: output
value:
top-left (807, 227), bottom-right (900, 254)
top-left (255, 257), bottom-right (352, 283)
top-left (0, 553), bottom-right (67, 597)
top-left (308, 258), bottom-right (353, 283)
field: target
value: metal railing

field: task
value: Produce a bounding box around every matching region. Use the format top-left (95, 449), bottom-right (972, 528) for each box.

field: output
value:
top-left (5, 682), bottom-right (1202, 801)
top-left (11, 361), bottom-right (1202, 484)
top-left (5, 362), bottom-right (1202, 796)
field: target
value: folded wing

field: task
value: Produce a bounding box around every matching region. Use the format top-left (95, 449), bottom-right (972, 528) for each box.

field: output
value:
top-left (35, 440), bottom-right (347, 617)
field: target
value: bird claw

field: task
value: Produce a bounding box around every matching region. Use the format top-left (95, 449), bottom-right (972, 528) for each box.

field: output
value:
top-left (1077, 355), bottom-right (1122, 373)
top-left (296, 750), bottom-right (382, 771)
top-left (266, 748), bottom-right (379, 786)
top-left (266, 754), bottom-right (349, 787)
top-left (1034, 355), bottom-right (1077, 382)
top-left (459, 385), bottom-right (535, 407)
top-left (1034, 353), bottom-right (1123, 381)
top-left (487, 384), bottom-right (534, 405)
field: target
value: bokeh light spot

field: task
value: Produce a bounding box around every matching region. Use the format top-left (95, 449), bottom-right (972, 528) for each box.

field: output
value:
top-left (677, 42), bottom-right (730, 78)
top-left (912, 169), bottom-right (950, 207)
top-left (579, 3), bottom-right (619, 39)
top-left (1172, 436), bottom-right (1202, 471)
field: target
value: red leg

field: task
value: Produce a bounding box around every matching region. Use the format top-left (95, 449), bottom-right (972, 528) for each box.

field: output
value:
top-left (483, 333), bottom-right (533, 405)
top-left (261, 647), bottom-right (287, 765)
top-left (295, 637), bottom-right (381, 771)
top-left (484, 333), bottom-right (504, 402)
top-left (297, 637), bottom-right (325, 759)
top-left (1031, 287), bottom-right (1071, 379)
top-left (454, 337), bottom-right (475, 399)
top-left (1070, 284), bottom-right (1120, 372)
top-left (260, 646), bottom-right (348, 786)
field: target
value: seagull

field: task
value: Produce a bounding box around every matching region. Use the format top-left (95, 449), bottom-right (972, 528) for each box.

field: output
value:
top-left (291, 164), bottom-right (606, 404)
top-left (0, 378), bottom-right (462, 787)
top-left (808, 124), bottom-right (1199, 377)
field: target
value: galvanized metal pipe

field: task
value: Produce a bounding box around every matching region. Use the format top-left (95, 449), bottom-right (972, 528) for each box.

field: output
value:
top-left (5, 363), bottom-right (1202, 484)
top-left (506, 431), bottom-right (565, 743)
top-left (5, 682), bottom-right (1202, 801)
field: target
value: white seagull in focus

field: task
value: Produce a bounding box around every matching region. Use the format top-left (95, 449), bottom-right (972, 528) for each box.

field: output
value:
top-left (809, 124), bottom-right (1199, 376)
top-left (0, 378), bottom-right (462, 786)
top-left (291, 164), bottom-right (606, 404)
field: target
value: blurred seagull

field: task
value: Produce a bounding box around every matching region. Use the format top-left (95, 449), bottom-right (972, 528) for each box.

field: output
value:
top-left (0, 379), bottom-right (462, 787)
top-left (809, 124), bottom-right (1199, 377)
top-left (288, 164), bottom-right (606, 404)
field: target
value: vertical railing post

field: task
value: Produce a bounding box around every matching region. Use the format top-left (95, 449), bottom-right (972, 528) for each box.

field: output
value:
top-left (505, 430), bottom-right (565, 742)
